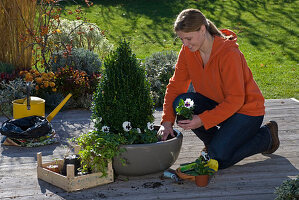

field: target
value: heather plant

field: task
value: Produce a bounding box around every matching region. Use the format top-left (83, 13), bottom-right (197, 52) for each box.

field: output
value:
top-left (0, 62), bottom-right (19, 83)
top-left (55, 67), bottom-right (96, 97)
top-left (49, 48), bottom-right (102, 75)
top-left (92, 40), bottom-right (155, 142)
top-left (275, 176), bottom-right (299, 200)
top-left (49, 19), bottom-right (113, 60)
top-left (143, 51), bottom-right (177, 107)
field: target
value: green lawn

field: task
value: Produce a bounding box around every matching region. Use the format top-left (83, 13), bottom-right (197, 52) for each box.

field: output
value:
top-left (64, 0), bottom-right (298, 99)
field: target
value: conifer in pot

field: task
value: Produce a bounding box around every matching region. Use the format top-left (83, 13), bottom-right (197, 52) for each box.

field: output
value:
top-left (92, 40), bottom-right (155, 144)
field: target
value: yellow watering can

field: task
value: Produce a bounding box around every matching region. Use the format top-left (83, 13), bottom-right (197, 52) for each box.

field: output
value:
top-left (12, 83), bottom-right (72, 122)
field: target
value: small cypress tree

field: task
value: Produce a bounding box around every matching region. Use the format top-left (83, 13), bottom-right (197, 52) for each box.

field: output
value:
top-left (92, 40), bottom-right (154, 136)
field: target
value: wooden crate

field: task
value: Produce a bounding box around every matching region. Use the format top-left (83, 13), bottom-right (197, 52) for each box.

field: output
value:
top-left (37, 152), bottom-right (114, 192)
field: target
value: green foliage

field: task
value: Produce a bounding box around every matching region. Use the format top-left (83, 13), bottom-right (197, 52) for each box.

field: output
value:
top-left (92, 40), bottom-right (154, 139)
top-left (63, 0), bottom-right (298, 99)
top-left (50, 48), bottom-right (102, 75)
top-left (75, 130), bottom-right (126, 175)
top-left (50, 18), bottom-right (113, 59)
top-left (0, 61), bottom-right (15, 74)
top-left (181, 156), bottom-right (214, 176)
top-left (0, 78), bottom-right (35, 118)
top-left (143, 51), bottom-right (177, 107)
top-left (275, 176), bottom-right (299, 200)
top-left (175, 99), bottom-right (194, 120)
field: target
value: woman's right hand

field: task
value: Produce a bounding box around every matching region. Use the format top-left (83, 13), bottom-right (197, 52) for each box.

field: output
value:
top-left (158, 121), bottom-right (174, 141)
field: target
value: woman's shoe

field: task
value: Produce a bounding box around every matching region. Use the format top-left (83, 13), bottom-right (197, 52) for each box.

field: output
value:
top-left (262, 121), bottom-right (279, 154)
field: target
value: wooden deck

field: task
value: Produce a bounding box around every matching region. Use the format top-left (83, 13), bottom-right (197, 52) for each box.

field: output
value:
top-left (0, 98), bottom-right (298, 200)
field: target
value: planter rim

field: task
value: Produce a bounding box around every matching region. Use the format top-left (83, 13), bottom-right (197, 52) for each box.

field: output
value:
top-left (119, 128), bottom-right (183, 148)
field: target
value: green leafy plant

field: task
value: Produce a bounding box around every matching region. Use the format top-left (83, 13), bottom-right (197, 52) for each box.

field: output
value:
top-left (180, 156), bottom-right (214, 176)
top-left (274, 176), bottom-right (299, 200)
top-left (175, 98), bottom-right (194, 120)
top-left (75, 130), bottom-right (126, 175)
top-left (143, 51), bottom-right (177, 107)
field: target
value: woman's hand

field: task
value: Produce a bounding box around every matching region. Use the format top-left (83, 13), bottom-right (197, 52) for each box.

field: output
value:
top-left (177, 115), bottom-right (203, 130)
top-left (158, 121), bottom-right (174, 141)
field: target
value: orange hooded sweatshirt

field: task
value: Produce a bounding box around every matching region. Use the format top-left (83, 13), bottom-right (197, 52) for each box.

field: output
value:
top-left (161, 29), bottom-right (265, 130)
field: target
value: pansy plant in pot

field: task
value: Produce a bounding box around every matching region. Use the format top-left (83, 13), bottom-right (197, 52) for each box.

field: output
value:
top-left (180, 156), bottom-right (214, 187)
top-left (176, 98), bottom-right (195, 122)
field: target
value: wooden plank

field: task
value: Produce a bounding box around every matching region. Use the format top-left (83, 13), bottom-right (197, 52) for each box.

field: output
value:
top-left (0, 99), bottom-right (298, 199)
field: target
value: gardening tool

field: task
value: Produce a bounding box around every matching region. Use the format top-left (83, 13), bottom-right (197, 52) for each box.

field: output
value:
top-left (12, 82), bottom-right (45, 119)
top-left (12, 82), bottom-right (72, 122)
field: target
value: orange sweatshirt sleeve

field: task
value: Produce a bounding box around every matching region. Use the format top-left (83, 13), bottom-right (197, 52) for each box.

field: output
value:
top-left (199, 50), bottom-right (246, 129)
top-left (161, 47), bottom-right (190, 124)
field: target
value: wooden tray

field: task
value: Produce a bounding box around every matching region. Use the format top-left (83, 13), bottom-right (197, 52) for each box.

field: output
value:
top-left (37, 152), bottom-right (114, 192)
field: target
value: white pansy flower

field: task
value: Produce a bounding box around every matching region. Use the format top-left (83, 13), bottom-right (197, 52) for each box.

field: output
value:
top-left (136, 128), bottom-right (141, 134)
top-left (122, 121), bottom-right (132, 132)
top-left (184, 98), bottom-right (194, 108)
top-left (147, 122), bottom-right (154, 131)
top-left (92, 117), bottom-right (102, 123)
top-left (101, 126), bottom-right (110, 133)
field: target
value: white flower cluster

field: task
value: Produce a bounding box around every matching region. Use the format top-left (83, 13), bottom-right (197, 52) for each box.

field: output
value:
top-left (97, 120), bottom-right (155, 134)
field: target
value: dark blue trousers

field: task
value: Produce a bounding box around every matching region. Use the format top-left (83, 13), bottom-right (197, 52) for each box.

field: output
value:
top-left (173, 93), bottom-right (271, 169)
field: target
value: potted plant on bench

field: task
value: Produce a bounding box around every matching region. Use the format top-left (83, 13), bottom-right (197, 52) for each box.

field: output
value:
top-left (75, 40), bottom-right (183, 176)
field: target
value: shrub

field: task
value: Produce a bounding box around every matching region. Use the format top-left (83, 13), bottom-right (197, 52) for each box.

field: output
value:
top-left (50, 48), bottom-right (102, 75)
top-left (92, 40), bottom-right (154, 141)
top-left (0, 78), bottom-right (35, 118)
top-left (275, 176), bottom-right (299, 200)
top-left (49, 18), bottom-right (113, 60)
top-left (54, 67), bottom-right (100, 108)
top-left (143, 51), bottom-right (178, 107)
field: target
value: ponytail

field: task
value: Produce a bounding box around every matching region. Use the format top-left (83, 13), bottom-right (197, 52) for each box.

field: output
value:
top-left (206, 19), bottom-right (233, 40)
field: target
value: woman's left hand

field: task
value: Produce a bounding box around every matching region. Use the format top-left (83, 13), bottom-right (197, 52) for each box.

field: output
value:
top-left (177, 115), bottom-right (203, 130)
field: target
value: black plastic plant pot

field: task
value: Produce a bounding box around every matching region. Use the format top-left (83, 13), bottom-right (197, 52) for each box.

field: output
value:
top-left (176, 115), bottom-right (188, 124)
top-left (61, 154), bottom-right (81, 176)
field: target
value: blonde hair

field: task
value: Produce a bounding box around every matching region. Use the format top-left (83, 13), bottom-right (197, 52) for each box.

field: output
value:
top-left (174, 8), bottom-right (230, 39)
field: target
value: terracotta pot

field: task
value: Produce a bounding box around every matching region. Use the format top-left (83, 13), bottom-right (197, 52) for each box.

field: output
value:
top-left (113, 127), bottom-right (183, 176)
top-left (195, 175), bottom-right (209, 187)
top-left (175, 168), bottom-right (195, 181)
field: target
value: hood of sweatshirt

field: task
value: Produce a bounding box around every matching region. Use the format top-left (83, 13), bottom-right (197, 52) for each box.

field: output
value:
top-left (209, 29), bottom-right (239, 62)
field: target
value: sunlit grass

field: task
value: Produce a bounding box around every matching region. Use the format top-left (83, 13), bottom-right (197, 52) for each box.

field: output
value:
top-left (63, 0), bottom-right (298, 99)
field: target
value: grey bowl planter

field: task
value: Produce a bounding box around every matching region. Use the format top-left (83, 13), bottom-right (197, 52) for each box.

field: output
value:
top-left (113, 128), bottom-right (183, 176)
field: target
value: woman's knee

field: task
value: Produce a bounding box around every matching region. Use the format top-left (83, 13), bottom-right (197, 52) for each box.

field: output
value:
top-left (208, 144), bottom-right (233, 169)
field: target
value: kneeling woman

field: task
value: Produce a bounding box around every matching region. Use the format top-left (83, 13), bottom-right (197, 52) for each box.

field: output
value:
top-left (158, 8), bottom-right (279, 169)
